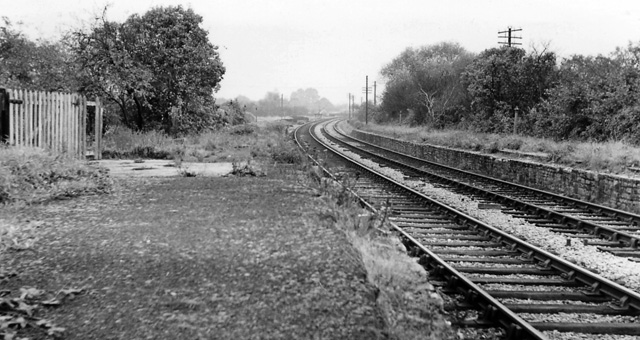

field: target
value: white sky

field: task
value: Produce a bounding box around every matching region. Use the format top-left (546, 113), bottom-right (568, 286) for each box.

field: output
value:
top-left (4, 0), bottom-right (640, 104)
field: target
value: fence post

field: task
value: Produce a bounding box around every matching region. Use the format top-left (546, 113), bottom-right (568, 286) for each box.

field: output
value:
top-left (0, 89), bottom-right (8, 143)
top-left (94, 97), bottom-right (103, 160)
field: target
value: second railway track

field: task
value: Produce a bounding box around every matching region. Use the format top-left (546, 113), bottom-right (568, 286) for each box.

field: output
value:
top-left (296, 119), bottom-right (640, 340)
top-left (328, 121), bottom-right (640, 260)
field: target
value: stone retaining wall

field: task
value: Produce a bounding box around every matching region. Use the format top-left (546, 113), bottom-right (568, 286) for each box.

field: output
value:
top-left (351, 130), bottom-right (640, 214)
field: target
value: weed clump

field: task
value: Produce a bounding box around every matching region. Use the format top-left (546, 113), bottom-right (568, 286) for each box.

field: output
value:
top-left (229, 125), bottom-right (257, 135)
top-left (0, 146), bottom-right (112, 204)
top-left (302, 170), bottom-right (455, 340)
top-left (230, 161), bottom-right (265, 177)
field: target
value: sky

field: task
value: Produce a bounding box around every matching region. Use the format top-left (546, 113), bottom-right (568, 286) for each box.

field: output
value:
top-left (4, 0), bottom-right (640, 105)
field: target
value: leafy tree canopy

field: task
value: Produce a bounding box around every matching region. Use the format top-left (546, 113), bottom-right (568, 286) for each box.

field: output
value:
top-left (379, 42), bottom-right (474, 126)
top-left (0, 17), bottom-right (77, 92)
top-left (71, 6), bottom-right (226, 134)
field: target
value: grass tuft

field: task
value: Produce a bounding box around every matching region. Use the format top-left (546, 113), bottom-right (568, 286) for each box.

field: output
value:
top-left (0, 146), bottom-right (112, 205)
top-left (306, 173), bottom-right (455, 340)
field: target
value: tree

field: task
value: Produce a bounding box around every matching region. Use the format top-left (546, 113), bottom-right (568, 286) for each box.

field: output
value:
top-left (461, 46), bottom-right (558, 132)
top-left (289, 88), bottom-right (333, 115)
top-left (0, 17), bottom-right (77, 92)
top-left (535, 45), bottom-right (640, 141)
top-left (71, 6), bottom-right (225, 134)
top-left (380, 42), bottom-right (474, 126)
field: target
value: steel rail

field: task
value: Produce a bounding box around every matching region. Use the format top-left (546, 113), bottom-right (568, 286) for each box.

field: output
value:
top-left (334, 122), bottom-right (640, 226)
top-left (308, 119), bottom-right (547, 340)
top-left (312, 119), bottom-right (640, 338)
top-left (329, 121), bottom-right (640, 251)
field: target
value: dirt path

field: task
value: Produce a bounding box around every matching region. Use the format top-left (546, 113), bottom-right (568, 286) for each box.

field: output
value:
top-left (2, 172), bottom-right (387, 339)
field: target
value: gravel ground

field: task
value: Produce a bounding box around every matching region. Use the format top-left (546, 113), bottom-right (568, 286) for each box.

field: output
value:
top-left (1, 172), bottom-right (387, 339)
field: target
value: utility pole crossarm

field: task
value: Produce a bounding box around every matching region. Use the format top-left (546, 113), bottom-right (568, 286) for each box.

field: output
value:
top-left (498, 27), bottom-right (523, 47)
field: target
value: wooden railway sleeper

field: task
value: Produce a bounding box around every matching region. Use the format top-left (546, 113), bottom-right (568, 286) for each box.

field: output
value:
top-left (506, 323), bottom-right (523, 340)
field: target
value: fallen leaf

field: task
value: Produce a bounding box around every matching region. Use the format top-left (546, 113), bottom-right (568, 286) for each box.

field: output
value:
top-left (47, 326), bottom-right (65, 336)
top-left (19, 288), bottom-right (44, 300)
top-left (60, 288), bottom-right (84, 296)
top-left (16, 301), bottom-right (36, 316)
top-left (41, 298), bottom-right (61, 307)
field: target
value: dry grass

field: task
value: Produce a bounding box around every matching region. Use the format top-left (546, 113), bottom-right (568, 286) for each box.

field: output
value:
top-left (356, 122), bottom-right (640, 174)
top-left (0, 146), bottom-right (112, 205)
top-left (312, 177), bottom-right (455, 340)
top-left (102, 122), bottom-right (301, 165)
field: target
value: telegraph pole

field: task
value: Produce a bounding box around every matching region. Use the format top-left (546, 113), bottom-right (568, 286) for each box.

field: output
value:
top-left (365, 76), bottom-right (369, 124)
top-left (498, 27), bottom-right (522, 47)
top-left (363, 76), bottom-right (372, 125)
top-left (280, 93), bottom-right (284, 119)
top-left (373, 81), bottom-right (377, 107)
top-left (348, 93), bottom-right (351, 119)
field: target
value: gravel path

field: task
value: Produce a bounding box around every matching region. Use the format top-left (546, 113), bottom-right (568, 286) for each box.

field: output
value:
top-left (2, 173), bottom-right (387, 339)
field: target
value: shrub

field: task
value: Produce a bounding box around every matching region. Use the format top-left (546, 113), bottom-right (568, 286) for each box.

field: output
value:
top-left (0, 146), bottom-right (112, 204)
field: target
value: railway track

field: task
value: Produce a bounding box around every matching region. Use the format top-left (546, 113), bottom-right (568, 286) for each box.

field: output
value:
top-left (326, 121), bottom-right (640, 260)
top-left (295, 119), bottom-right (640, 340)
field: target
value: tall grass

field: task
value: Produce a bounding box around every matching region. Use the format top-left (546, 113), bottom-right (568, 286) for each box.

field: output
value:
top-left (0, 146), bottom-right (112, 205)
top-left (356, 123), bottom-right (640, 174)
top-left (102, 122), bottom-right (304, 165)
top-left (309, 175), bottom-right (454, 340)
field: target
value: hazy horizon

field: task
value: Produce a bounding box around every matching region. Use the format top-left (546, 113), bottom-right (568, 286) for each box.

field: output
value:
top-left (4, 0), bottom-right (640, 105)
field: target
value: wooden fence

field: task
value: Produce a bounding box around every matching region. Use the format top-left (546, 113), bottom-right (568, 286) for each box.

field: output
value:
top-left (0, 88), bottom-right (103, 159)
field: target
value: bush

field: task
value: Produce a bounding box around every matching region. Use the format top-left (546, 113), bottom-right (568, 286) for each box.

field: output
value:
top-left (0, 146), bottom-right (112, 204)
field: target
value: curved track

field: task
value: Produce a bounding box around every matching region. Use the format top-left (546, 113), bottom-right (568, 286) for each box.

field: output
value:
top-left (327, 121), bottom-right (640, 260)
top-left (295, 119), bottom-right (640, 340)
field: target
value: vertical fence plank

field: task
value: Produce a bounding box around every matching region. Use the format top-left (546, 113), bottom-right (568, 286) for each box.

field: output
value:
top-left (73, 94), bottom-right (78, 157)
top-left (26, 90), bottom-right (32, 147)
top-left (57, 92), bottom-right (62, 154)
top-left (80, 96), bottom-right (87, 159)
top-left (95, 98), bottom-right (103, 160)
top-left (37, 91), bottom-right (42, 148)
top-left (44, 92), bottom-right (50, 149)
top-left (8, 89), bottom-right (13, 145)
top-left (69, 93), bottom-right (74, 155)
top-left (29, 91), bottom-right (34, 147)
top-left (63, 93), bottom-right (68, 154)
top-left (15, 89), bottom-right (21, 146)
top-left (53, 92), bottom-right (58, 153)
top-left (19, 89), bottom-right (24, 146)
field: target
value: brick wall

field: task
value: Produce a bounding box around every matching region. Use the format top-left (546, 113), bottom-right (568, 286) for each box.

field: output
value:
top-left (351, 130), bottom-right (640, 214)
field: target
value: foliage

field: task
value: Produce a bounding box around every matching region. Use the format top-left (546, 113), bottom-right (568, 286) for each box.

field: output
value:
top-left (532, 45), bottom-right (640, 142)
top-left (232, 88), bottom-right (335, 118)
top-left (289, 88), bottom-right (333, 115)
top-left (376, 40), bottom-right (640, 144)
top-left (461, 46), bottom-right (558, 132)
top-left (0, 18), bottom-right (78, 92)
top-left (379, 42), bottom-right (474, 126)
top-left (0, 146), bottom-right (112, 204)
top-left (70, 6), bottom-right (225, 134)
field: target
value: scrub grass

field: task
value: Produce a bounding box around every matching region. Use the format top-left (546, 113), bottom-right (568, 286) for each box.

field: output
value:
top-left (102, 122), bottom-right (300, 165)
top-left (354, 122), bottom-right (640, 174)
top-left (311, 176), bottom-right (454, 340)
top-left (0, 146), bottom-right (112, 205)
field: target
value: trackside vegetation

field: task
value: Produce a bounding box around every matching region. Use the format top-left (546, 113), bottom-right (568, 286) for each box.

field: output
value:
top-left (359, 41), bottom-right (640, 146)
top-left (308, 178), bottom-right (456, 340)
top-left (0, 146), bottom-right (112, 205)
top-left (353, 121), bottom-right (640, 174)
